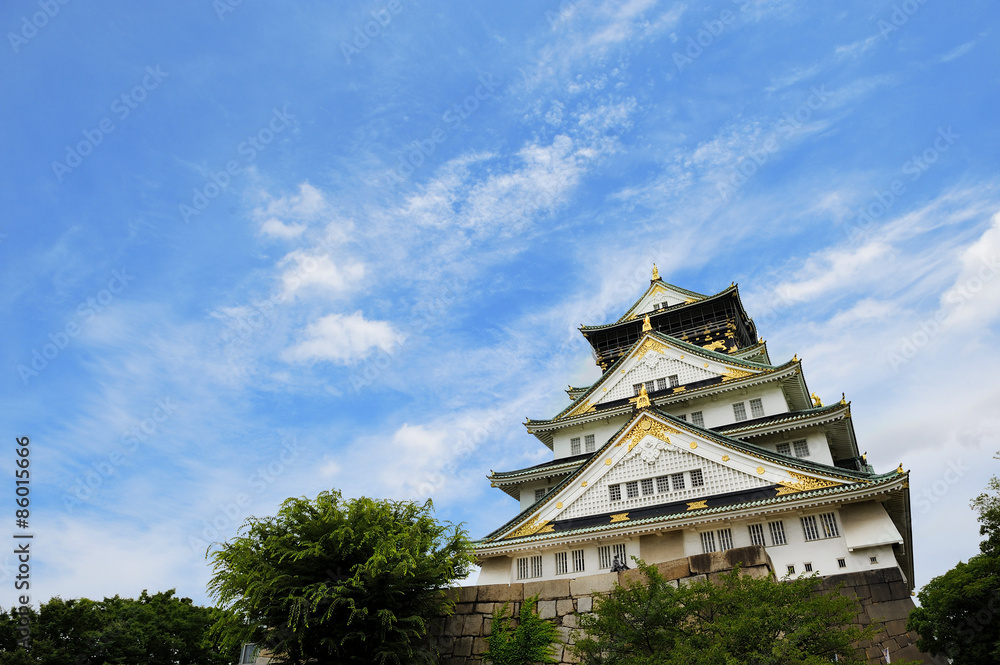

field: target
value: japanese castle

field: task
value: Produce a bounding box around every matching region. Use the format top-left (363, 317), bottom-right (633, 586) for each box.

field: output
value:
top-left (475, 267), bottom-right (912, 588)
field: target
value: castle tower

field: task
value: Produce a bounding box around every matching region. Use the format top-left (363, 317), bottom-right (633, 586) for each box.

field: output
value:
top-left (475, 269), bottom-right (913, 589)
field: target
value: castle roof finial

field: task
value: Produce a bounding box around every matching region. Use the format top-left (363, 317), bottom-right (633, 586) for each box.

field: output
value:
top-left (642, 314), bottom-right (652, 332)
top-left (635, 384), bottom-right (651, 409)
top-left (651, 263), bottom-right (659, 281)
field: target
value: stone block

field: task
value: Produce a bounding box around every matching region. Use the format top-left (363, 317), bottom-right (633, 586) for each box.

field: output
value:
top-left (472, 636), bottom-right (488, 656)
top-left (463, 613), bottom-right (484, 636)
top-left (655, 557), bottom-right (692, 581)
top-left (458, 586), bottom-right (479, 603)
top-left (885, 619), bottom-right (909, 637)
top-left (444, 614), bottom-right (464, 637)
top-left (455, 602), bottom-right (476, 616)
top-left (562, 612), bottom-right (579, 628)
top-left (577, 595), bottom-right (593, 613)
top-left (570, 571), bottom-right (619, 596)
top-left (538, 599), bottom-right (557, 619)
top-left (437, 635), bottom-right (455, 654)
top-left (679, 574), bottom-right (706, 587)
top-left (524, 578), bottom-right (571, 600)
top-left (887, 580), bottom-right (909, 600)
top-left (474, 602), bottom-right (496, 615)
top-left (556, 598), bottom-right (575, 615)
top-left (870, 583), bottom-right (893, 603)
top-left (454, 636), bottom-right (473, 657)
top-left (865, 598), bottom-right (916, 623)
top-left (477, 583), bottom-right (524, 603)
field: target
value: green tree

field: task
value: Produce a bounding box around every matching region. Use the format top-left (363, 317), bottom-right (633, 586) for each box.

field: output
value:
top-left (482, 594), bottom-right (560, 665)
top-left (207, 489), bottom-right (475, 665)
top-left (572, 561), bottom-right (884, 665)
top-left (0, 590), bottom-right (229, 665)
top-left (907, 453), bottom-right (1000, 664)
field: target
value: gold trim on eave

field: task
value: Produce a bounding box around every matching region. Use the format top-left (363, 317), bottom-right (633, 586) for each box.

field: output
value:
top-left (774, 471), bottom-right (843, 497)
top-left (507, 514), bottom-right (553, 539)
top-left (610, 513), bottom-right (630, 522)
top-left (687, 500), bottom-right (708, 510)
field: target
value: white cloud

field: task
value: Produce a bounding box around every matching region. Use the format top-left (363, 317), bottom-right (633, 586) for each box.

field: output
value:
top-left (283, 311), bottom-right (404, 364)
top-left (940, 211), bottom-right (1000, 330)
top-left (939, 40), bottom-right (977, 63)
top-left (278, 250), bottom-right (365, 298)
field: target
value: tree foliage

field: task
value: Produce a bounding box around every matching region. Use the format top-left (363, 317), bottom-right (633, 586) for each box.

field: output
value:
top-left (907, 453), bottom-right (1000, 664)
top-left (207, 489), bottom-right (475, 665)
top-left (482, 594), bottom-right (560, 665)
top-left (572, 561), bottom-right (882, 665)
top-left (0, 590), bottom-right (229, 665)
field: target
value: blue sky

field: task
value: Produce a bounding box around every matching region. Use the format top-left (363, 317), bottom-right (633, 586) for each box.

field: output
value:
top-left (1, 0), bottom-right (998, 606)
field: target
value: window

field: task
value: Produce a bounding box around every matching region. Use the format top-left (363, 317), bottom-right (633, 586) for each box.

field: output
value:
top-left (776, 442), bottom-right (791, 455)
top-left (671, 472), bottom-right (685, 490)
top-left (626, 481), bottom-right (639, 498)
top-left (656, 476), bottom-right (670, 493)
top-left (768, 520), bottom-right (786, 546)
top-left (645, 380), bottom-right (655, 394)
top-left (717, 528), bottom-right (733, 551)
top-left (804, 562), bottom-right (813, 572)
top-left (598, 544), bottom-right (626, 569)
top-left (748, 523), bottom-right (766, 547)
top-left (793, 440), bottom-right (810, 457)
top-left (690, 468), bottom-right (704, 487)
top-left (820, 513), bottom-right (839, 538)
top-left (668, 374), bottom-right (680, 388)
top-left (240, 644), bottom-right (258, 664)
top-left (534, 488), bottom-right (546, 502)
top-left (691, 411), bottom-right (704, 427)
top-left (641, 477), bottom-right (654, 495)
top-left (838, 558), bottom-right (847, 569)
top-left (787, 564), bottom-right (795, 575)
top-left (656, 378), bottom-right (667, 391)
top-left (870, 555), bottom-right (878, 564)
top-left (572, 549), bottom-right (585, 572)
top-left (677, 414), bottom-right (687, 421)
top-left (633, 383), bottom-right (643, 396)
top-left (516, 555), bottom-right (542, 579)
top-left (555, 551), bottom-right (568, 575)
top-left (585, 434), bottom-right (596, 452)
top-left (749, 397), bottom-right (764, 418)
top-left (733, 402), bottom-right (747, 421)
top-left (570, 437), bottom-right (581, 455)
top-left (700, 531), bottom-right (717, 553)
top-left (801, 515), bottom-right (820, 541)
top-left (609, 484), bottom-right (621, 501)
top-left (803, 513), bottom-right (839, 541)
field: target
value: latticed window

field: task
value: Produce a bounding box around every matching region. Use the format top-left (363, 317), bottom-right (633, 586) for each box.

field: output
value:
top-left (733, 402), bottom-right (747, 421)
top-left (585, 434), bottom-right (596, 452)
top-left (801, 515), bottom-right (820, 541)
top-left (626, 481), bottom-right (639, 498)
top-left (691, 411), bottom-right (704, 427)
top-left (793, 440), bottom-right (810, 457)
top-left (820, 512), bottom-right (839, 538)
top-left (645, 380), bottom-right (655, 393)
top-left (768, 520), bottom-right (786, 545)
top-left (656, 476), bottom-right (670, 493)
top-left (633, 383), bottom-right (643, 396)
top-left (804, 562), bottom-right (813, 572)
top-left (748, 523), bottom-right (766, 547)
top-left (776, 442), bottom-right (791, 455)
top-left (534, 488), bottom-right (546, 502)
top-left (690, 469), bottom-right (704, 487)
top-left (656, 378), bottom-right (667, 391)
top-left (598, 544), bottom-right (627, 569)
top-left (717, 528), bottom-right (733, 551)
top-left (609, 484), bottom-right (621, 501)
top-left (671, 472), bottom-right (685, 490)
top-left (572, 549), bottom-right (585, 572)
top-left (700, 531), bottom-right (717, 553)
top-left (516, 556), bottom-right (542, 579)
top-left (749, 398), bottom-right (764, 418)
top-left (555, 551), bottom-right (568, 575)
top-left (677, 414), bottom-right (687, 421)
top-left (668, 374), bottom-right (679, 388)
top-left (641, 477), bottom-right (654, 495)
top-left (570, 437), bottom-right (581, 455)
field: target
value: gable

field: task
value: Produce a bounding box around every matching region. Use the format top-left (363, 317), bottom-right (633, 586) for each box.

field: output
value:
top-left (592, 334), bottom-right (762, 406)
top-left (624, 283), bottom-right (701, 321)
top-left (500, 411), bottom-right (851, 540)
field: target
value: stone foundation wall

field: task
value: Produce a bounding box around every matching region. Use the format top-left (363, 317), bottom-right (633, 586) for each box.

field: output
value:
top-left (433, 546), bottom-right (945, 664)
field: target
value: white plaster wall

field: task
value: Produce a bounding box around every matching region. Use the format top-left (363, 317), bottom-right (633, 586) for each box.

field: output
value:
top-left (552, 416), bottom-right (629, 460)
